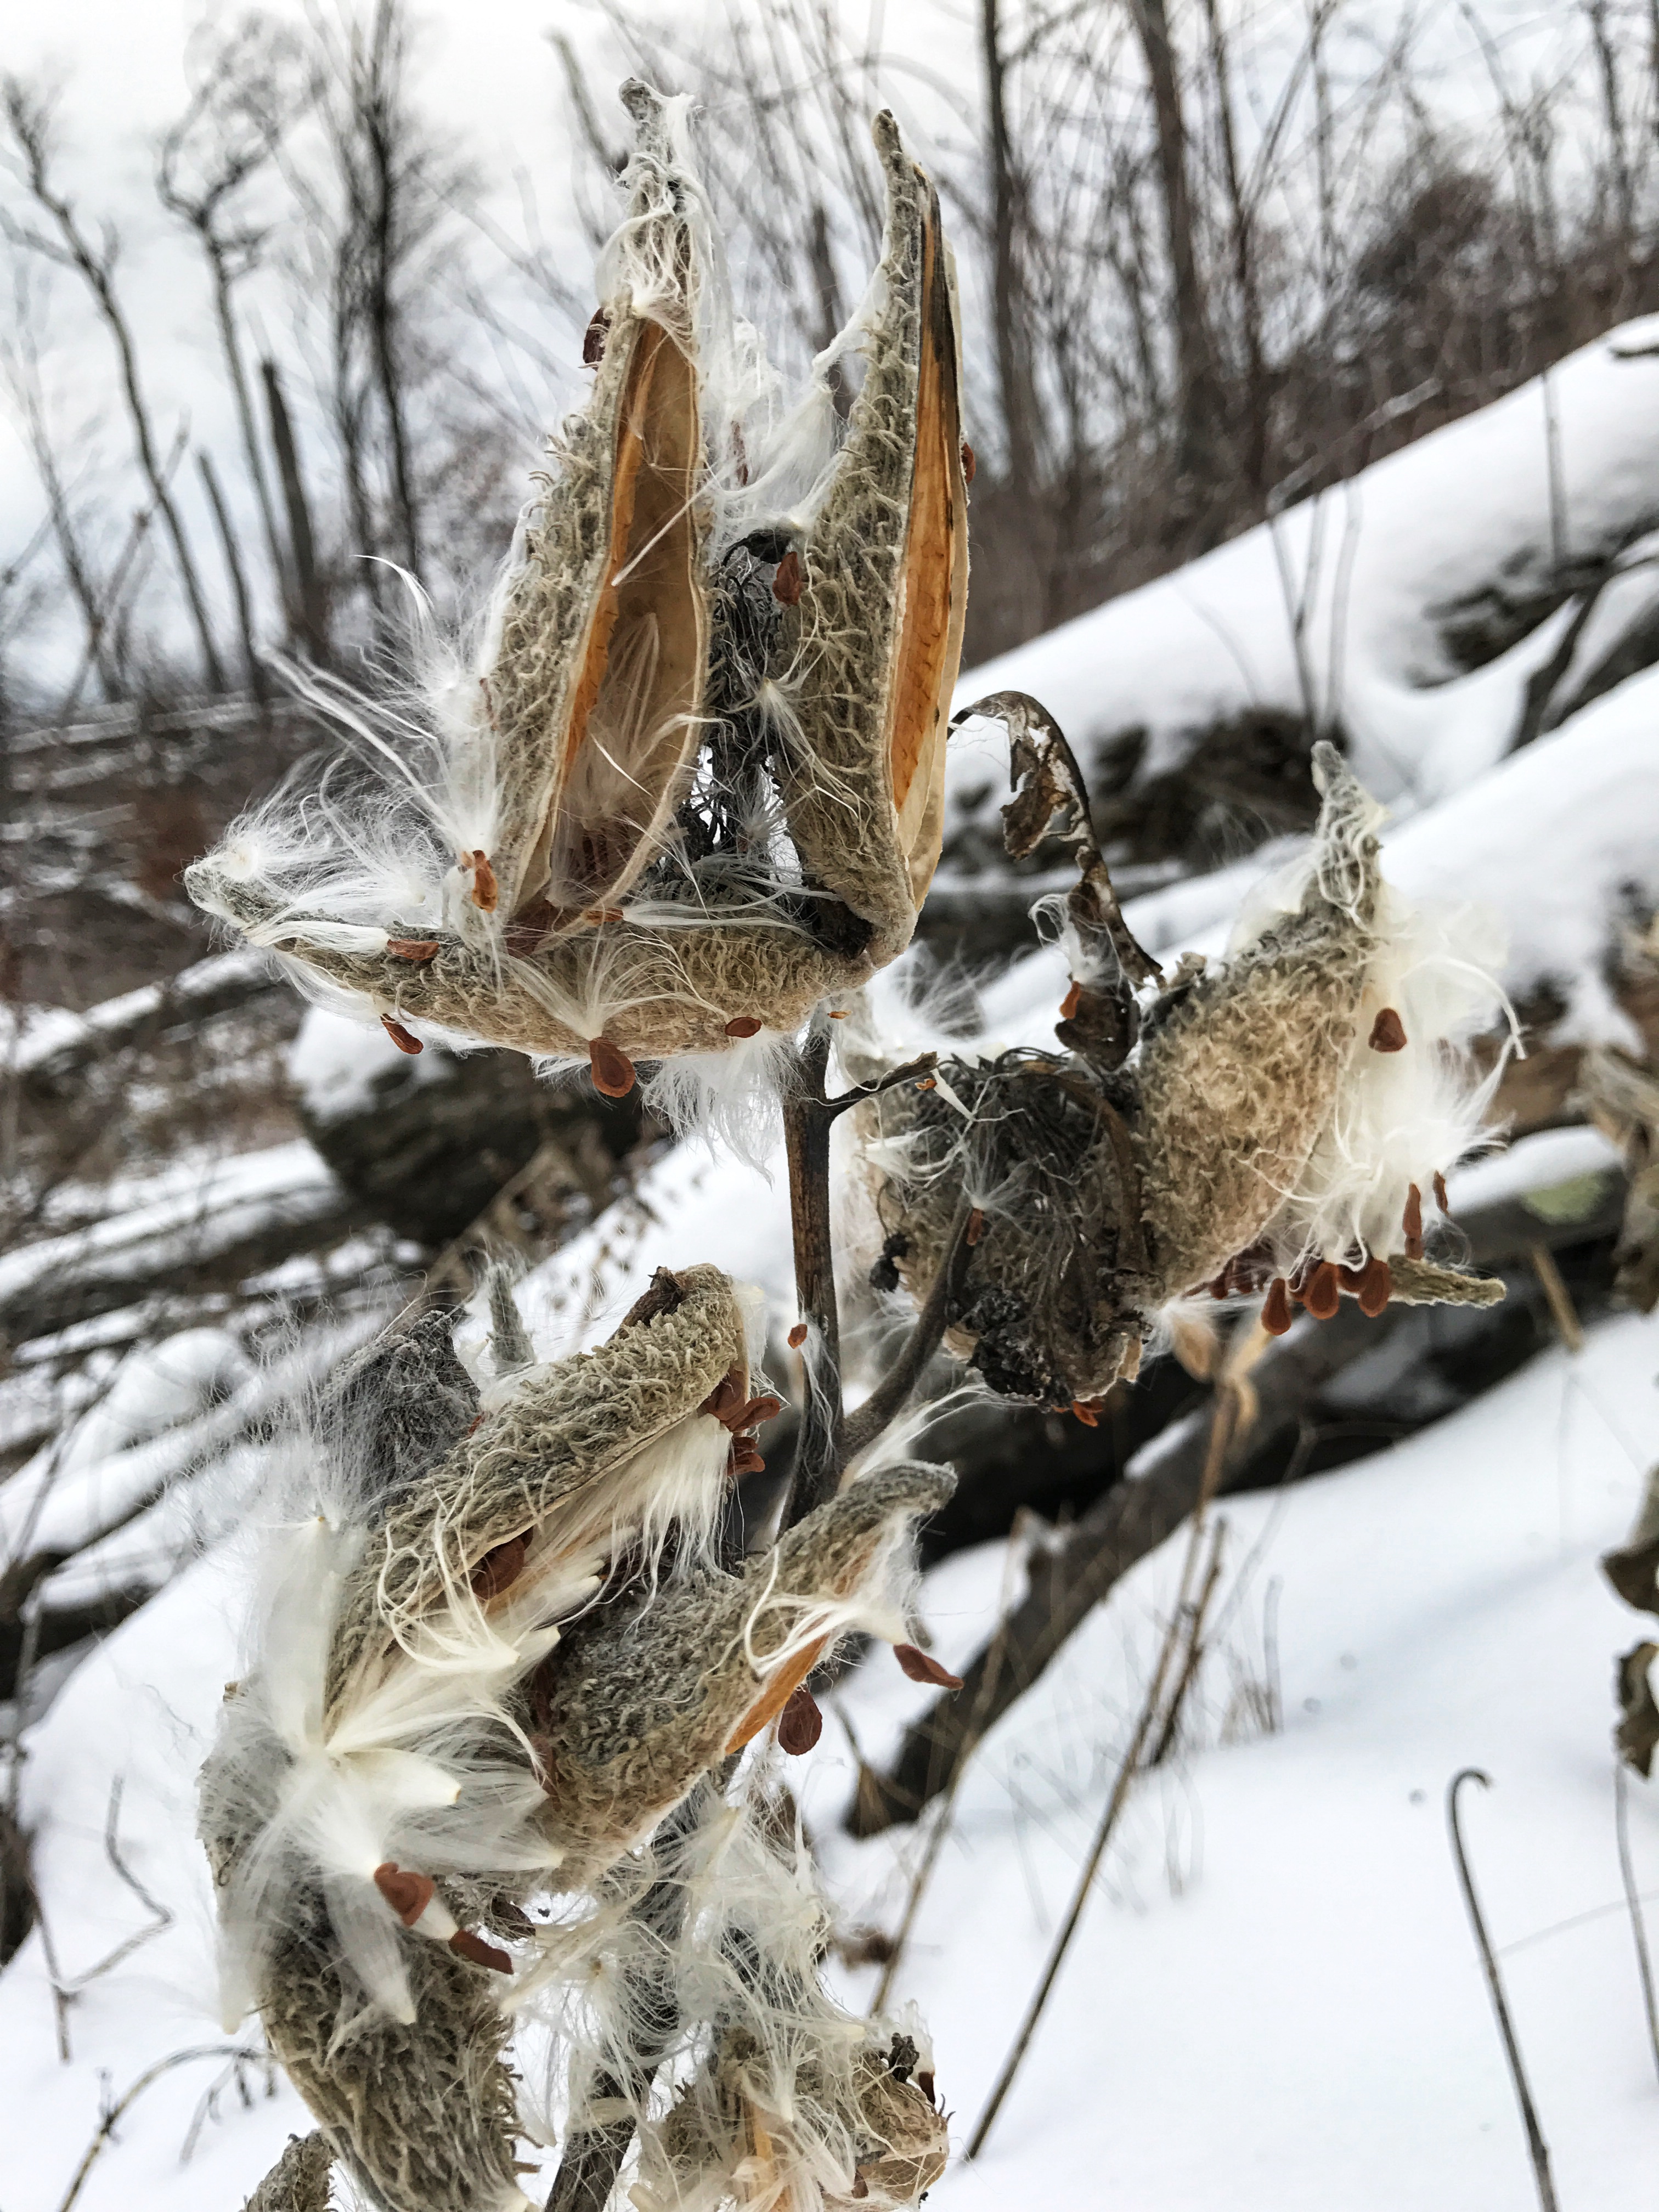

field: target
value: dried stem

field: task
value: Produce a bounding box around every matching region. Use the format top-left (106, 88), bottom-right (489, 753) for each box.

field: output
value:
top-left (54, 2045), bottom-right (263, 2212)
top-left (842, 1198), bottom-right (974, 1463)
top-left (966, 1387), bottom-right (1239, 2159)
top-left (1615, 1758), bottom-right (1659, 2086)
top-left (1446, 1768), bottom-right (1559, 2212)
top-left (781, 1020), bottom-right (844, 1526)
top-left (1530, 1242), bottom-right (1584, 1353)
top-left (1147, 1516), bottom-right (1227, 1767)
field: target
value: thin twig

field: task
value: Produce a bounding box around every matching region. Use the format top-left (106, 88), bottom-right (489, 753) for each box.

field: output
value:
top-left (53, 2045), bottom-right (263, 2212)
top-left (820, 1052), bottom-right (940, 1122)
top-left (843, 1198), bottom-right (975, 1463)
top-left (38, 1778), bottom-right (173, 2063)
top-left (781, 1020), bottom-right (843, 1526)
top-left (1446, 1769), bottom-right (1559, 2212)
top-left (966, 1387), bottom-right (1240, 2159)
top-left (1615, 1758), bottom-right (1659, 2086)
top-left (1147, 1517), bottom-right (1226, 1767)
top-left (1530, 1243), bottom-right (1583, 1354)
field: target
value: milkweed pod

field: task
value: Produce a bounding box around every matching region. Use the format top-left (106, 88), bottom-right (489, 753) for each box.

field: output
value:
top-left (492, 86), bottom-right (708, 928)
top-left (527, 1461), bottom-right (954, 1882)
top-left (780, 111), bottom-right (969, 956)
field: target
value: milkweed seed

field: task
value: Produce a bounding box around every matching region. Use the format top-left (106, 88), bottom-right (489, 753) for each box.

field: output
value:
top-left (895, 1643), bottom-right (964, 1690)
top-left (589, 1036), bottom-right (636, 1097)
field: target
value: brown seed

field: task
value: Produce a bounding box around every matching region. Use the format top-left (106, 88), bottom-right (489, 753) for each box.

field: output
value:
top-left (468, 849), bottom-right (499, 913)
top-left (1368, 1006), bottom-right (1407, 1052)
top-left (918, 2071), bottom-right (936, 2106)
top-left (1303, 1260), bottom-right (1340, 1320)
top-left (386, 938), bottom-right (438, 962)
top-left (582, 306), bottom-right (611, 366)
top-left (916, 1076), bottom-right (935, 1091)
top-left (730, 1441), bottom-right (766, 1477)
top-left (724, 1015), bottom-right (763, 1039)
top-left (381, 1014), bottom-right (422, 1055)
top-left (700, 1363), bottom-right (745, 1423)
top-left (1071, 1398), bottom-right (1101, 1427)
top-left (967, 1207), bottom-right (985, 1246)
top-left (582, 906), bottom-right (624, 925)
top-left (894, 1643), bottom-right (964, 1690)
top-left (828, 1008), bottom-right (848, 1018)
top-left (1403, 1182), bottom-right (1424, 1260)
top-left (469, 1533), bottom-right (528, 1600)
top-left (851, 2172), bottom-right (871, 2201)
top-left (1433, 1170), bottom-right (1449, 1214)
top-left (772, 549), bottom-right (803, 606)
top-left (778, 1683), bottom-right (823, 1756)
top-left (1209, 1272), bottom-right (1230, 1300)
top-left (589, 1037), bottom-right (636, 1098)
top-left (448, 1929), bottom-right (512, 1974)
top-left (374, 1862), bottom-right (435, 1928)
top-left (960, 440), bottom-right (977, 484)
top-left (788, 1321), bottom-right (808, 1349)
top-left (1262, 1278), bottom-right (1293, 1335)
top-left (1358, 1255), bottom-right (1392, 1317)
top-left (1060, 979), bottom-right (1082, 1020)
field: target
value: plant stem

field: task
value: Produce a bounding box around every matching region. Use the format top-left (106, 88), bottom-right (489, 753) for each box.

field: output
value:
top-left (966, 1391), bottom-right (1239, 2159)
top-left (781, 1020), bottom-right (843, 1526)
top-left (1615, 1758), bottom-right (1659, 2086)
top-left (1446, 1768), bottom-right (1559, 2212)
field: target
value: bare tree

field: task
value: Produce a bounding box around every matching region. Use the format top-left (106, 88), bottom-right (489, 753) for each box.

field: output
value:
top-left (0, 79), bottom-right (226, 691)
top-left (156, 17), bottom-right (315, 637)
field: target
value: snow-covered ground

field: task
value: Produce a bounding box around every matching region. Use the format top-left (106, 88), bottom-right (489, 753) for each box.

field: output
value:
top-left (7, 313), bottom-right (1659, 2210)
top-left (2, 1308), bottom-right (1654, 2210)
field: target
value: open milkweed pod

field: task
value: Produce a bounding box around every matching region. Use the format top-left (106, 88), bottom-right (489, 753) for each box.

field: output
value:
top-left (1135, 738), bottom-right (1510, 1317)
top-left (185, 92), bottom-right (966, 1108)
top-left (855, 735), bottom-right (1508, 1405)
top-left (859, 1046), bottom-right (1152, 1408)
top-left (771, 111), bottom-right (969, 961)
top-left (632, 1781), bottom-right (947, 2212)
top-left (198, 1267), bottom-right (765, 2212)
top-left (525, 1462), bottom-right (954, 1884)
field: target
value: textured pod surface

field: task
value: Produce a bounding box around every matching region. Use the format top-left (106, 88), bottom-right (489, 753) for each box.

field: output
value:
top-left (780, 111), bottom-right (970, 959)
top-left (184, 93), bottom-right (965, 1087)
top-left (1136, 745), bottom-right (1381, 1299)
top-left (529, 1462), bottom-right (954, 1882)
top-left (200, 1264), bottom-right (769, 2212)
top-left (860, 1050), bottom-right (1150, 1407)
top-left (326, 1263), bottom-right (752, 1705)
top-left (261, 1927), bottom-right (526, 2212)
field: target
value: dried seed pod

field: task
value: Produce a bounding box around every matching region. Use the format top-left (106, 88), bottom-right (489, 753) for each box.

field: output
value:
top-left (184, 94), bottom-right (968, 1102)
top-left (526, 1461), bottom-right (955, 1883)
top-left (855, 738), bottom-right (1508, 1396)
top-left (198, 1261), bottom-right (769, 2212)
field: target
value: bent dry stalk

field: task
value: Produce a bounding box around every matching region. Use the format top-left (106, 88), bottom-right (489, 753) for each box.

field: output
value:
top-left (1446, 1769), bottom-right (1559, 2212)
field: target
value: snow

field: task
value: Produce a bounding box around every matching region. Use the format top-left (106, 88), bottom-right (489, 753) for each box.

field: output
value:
top-left (0, 1142), bottom-right (343, 1313)
top-left (943, 314), bottom-right (1659, 845)
top-left (287, 1001), bottom-right (448, 1125)
top-left (4, 1306), bottom-right (1656, 2210)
